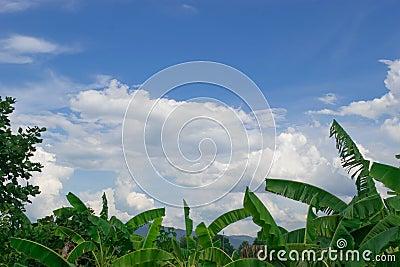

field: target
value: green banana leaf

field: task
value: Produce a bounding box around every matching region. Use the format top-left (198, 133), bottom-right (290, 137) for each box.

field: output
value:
top-left (313, 215), bottom-right (340, 238)
top-left (10, 237), bottom-right (71, 267)
top-left (370, 162), bottom-right (400, 194)
top-left (141, 217), bottom-right (163, 248)
top-left (183, 199), bottom-right (196, 250)
top-left (330, 120), bottom-right (369, 177)
top-left (305, 200), bottom-right (317, 243)
top-left (100, 192), bottom-right (108, 220)
top-left (384, 196), bottom-right (400, 213)
top-left (88, 215), bottom-right (114, 237)
top-left (112, 248), bottom-right (174, 266)
top-left (341, 194), bottom-right (384, 220)
top-left (284, 228), bottom-right (306, 244)
top-left (223, 258), bottom-right (273, 267)
top-left (125, 208), bottom-right (165, 232)
top-left (201, 247), bottom-right (232, 265)
top-left (358, 226), bottom-right (400, 255)
top-left (195, 222), bottom-right (213, 249)
top-left (243, 187), bottom-right (284, 247)
top-left (171, 238), bottom-right (185, 262)
top-left (53, 206), bottom-right (75, 217)
top-left (359, 214), bottom-right (400, 247)
top-left (66, 192), bottom-right (88, 213)
top-left (265, 178), bottom-right (347, 214)
top-left (110, 215), bottom-right (130, 237)
top-left (130, 234), bottom-right (144, 250)
top-left (67, 241), bottom-right (97, 263)
top-left (208, 208), bottom-right (251, 238)
top-left (330, 120), bottom-right (378, 198)
top-left (54, 226), bottom-right (85, 244)
top-left (329, 220), bottom-right (355, 249)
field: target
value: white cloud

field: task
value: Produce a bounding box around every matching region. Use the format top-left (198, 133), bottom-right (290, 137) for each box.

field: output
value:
top-left (181, 4), bottom-right (198, 14)
top-left (4, 71), bottom-right (109, 113)
top-left (126, 192), bottom-right (155, 211)
top-left (0, 0), bottom-right (81, 13)
top-left (26, 147), bottom-right (73, 219)
top-left (18, 78), bottom-right (366, 234)
top-left (268, 127), bottom-right (355, 198)
top-left (79, 188), bottom-right (133, 222)
top-left (318, 93), bottom-right (337, 105)
top-left (0, 35), bottom-right (79, 64)
top-left (381, 117), bottom-right (400, 143)
top-left (0, 0), bottom-right (36, 12)
top-left (308, 59), bottom-right (400, 119)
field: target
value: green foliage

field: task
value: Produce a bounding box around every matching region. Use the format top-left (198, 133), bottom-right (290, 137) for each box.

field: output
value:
top-left (125, 208), bottom-right (165, 232)
top-left (208, 208), bottom-right (250, 238)
top-left (265, 178), bottom-right (347, 214)
top-left (243, 187), bottom-right (284, 247)
top-left (183, 199), bottom-right (197, 250)
top-left (212, 234), bottom-right (235, 256)
top-left (0, 96), bottom-right (44, 214)
top-left (10, 238), bottom-right (71, 267)
top-left (6, 117), bottom-right (400, 266)
top-left (0, 96), bottom-right (46, 265)
top-left (100, 192), bottom-right (108, 220)
top-left (370, 162), bottom-right (400, 194)
top-left (113, 248), bottom-right (174, 266)
top-left (155, 226), bottom-right (177, 251)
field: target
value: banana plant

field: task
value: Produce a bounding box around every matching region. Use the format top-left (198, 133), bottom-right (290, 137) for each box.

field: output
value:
top-left (261, 120), bottom-right (400, 266)
top-left (113, 198), bottom-right (270, 267)
top-left (11, 191), bottom-right (167, 266)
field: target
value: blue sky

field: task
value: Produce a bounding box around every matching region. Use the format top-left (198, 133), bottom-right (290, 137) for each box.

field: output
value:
top-left (1, 0), bottom-right (400, 235)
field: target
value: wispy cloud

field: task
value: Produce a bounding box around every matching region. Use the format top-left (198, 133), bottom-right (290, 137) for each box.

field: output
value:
top-left (181, 4), bottom-right (198, 14)
top-left (0, 0), bottom-right (36, 13)
top-left (0, 0), bottom-right (81, 13)
top-left (0, 34), bottom-right (79, 64)
top-left (318, 93), bottom-right (337, 105)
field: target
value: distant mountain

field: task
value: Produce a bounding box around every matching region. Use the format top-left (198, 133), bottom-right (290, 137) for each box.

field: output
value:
top-left (135, 224), bottom-right (254, 249)
top-left (227, 235), bottom-right (254, 249)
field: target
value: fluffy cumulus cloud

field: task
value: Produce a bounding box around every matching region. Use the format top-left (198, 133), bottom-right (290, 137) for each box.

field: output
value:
top-left (269, 127), bottom-right (356, 198)
top-left (309, 59), bottom-right (400, 119)
top-left (381, 117), bottom-right (400, 143)
top-left (18, 77), bottom-right (363, 234)
top-left (78, 188), bottom-right (141, 222)
top-left (25, 147), bottom-right (73, 219)
top-left (0, 34), bottom-right (78, 64)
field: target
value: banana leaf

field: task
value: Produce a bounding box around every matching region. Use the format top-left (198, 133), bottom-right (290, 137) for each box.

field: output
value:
top-left (67, 241), bottom-right (97, 263)
top-left (370, 162), bottom-right (400, 194)
top-left (243, 187), bottom-right (284, 247)
top-left (208, 208), bottom-right (250, 238)
top-left (195, 222), bottom-right (213, 249)
top-left (112, 248), bottom-right (174, 266)
top-left (66, 192), bottom-right (88, 213)
top-left (10, 238), bottom-right (71, 267)
top-left (265, 178), bottom-right (347, 214)
top-left (125, 208), bottom-right (165, 232)
top-left (201, 247), bottom-right (232, 266)
top-left (142, 217), bottom-right (163, 248)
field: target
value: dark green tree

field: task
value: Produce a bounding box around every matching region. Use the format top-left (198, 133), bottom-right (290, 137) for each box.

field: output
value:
top-left (212, 234), bottom-right (235, 256)
top-left (0, 96), bottom-right (46, 265)
top-left (0, 96), bottom-right (45, 216)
